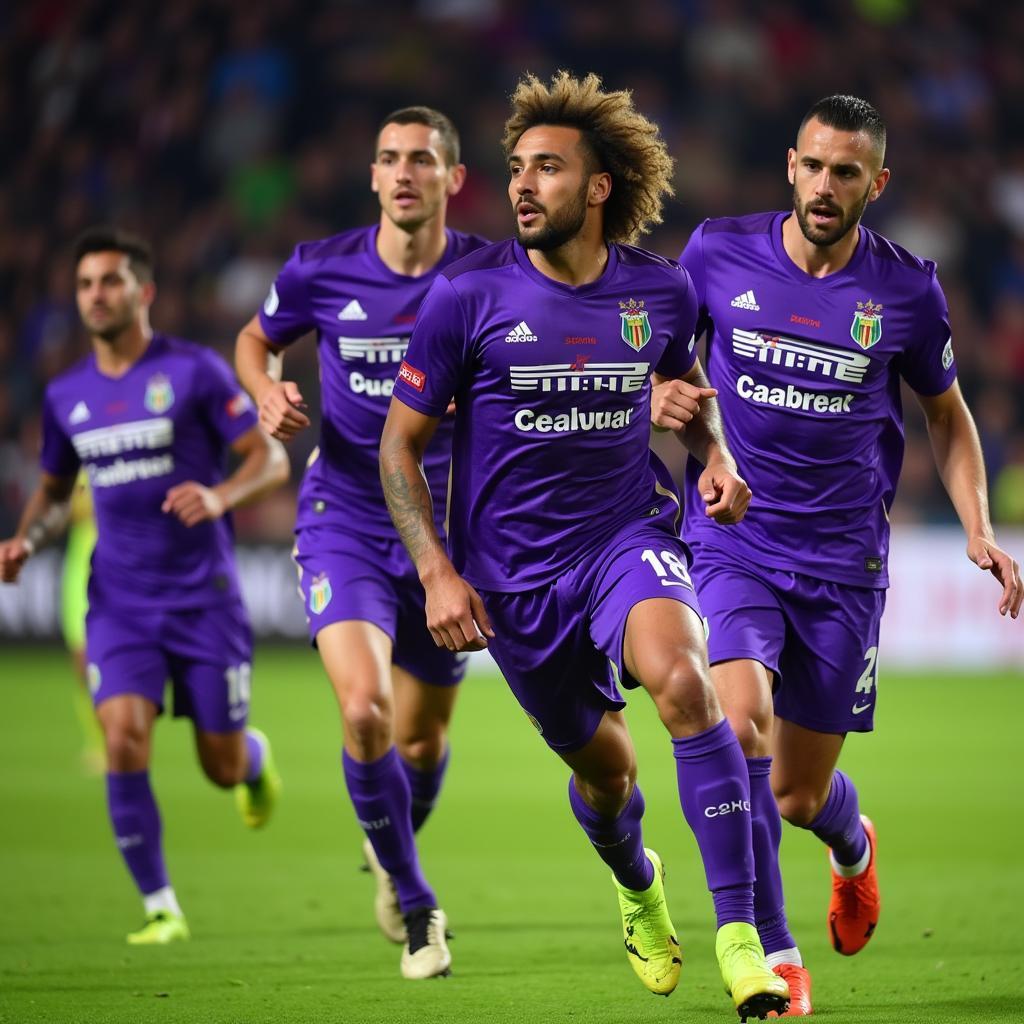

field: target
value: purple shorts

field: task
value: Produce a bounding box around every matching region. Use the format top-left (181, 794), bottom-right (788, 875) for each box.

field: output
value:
top-left (689, 544), bottom-right (886, 734)
top-left (85, 599), bottom-right (254, 733)
top-left (293, 524), bottom-right (467, 688)
top-left (478, 520), bottom-right (704, 754)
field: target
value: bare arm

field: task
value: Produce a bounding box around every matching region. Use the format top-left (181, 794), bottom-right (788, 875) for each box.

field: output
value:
top-left (162, 426), bottom-right (290, 528)
top-left (0, 471), bottom-right (76, 582)
top-left (917, 381), bottom-right (1021, 618)
top-left (380, 397), bottom-right (493, 650)
top-left (651, 362), bottom-right (751, 524)
top-left (235, 314), bottom-right (310, 440)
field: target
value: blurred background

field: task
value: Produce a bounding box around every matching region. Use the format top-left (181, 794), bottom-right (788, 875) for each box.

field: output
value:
top-left (0, 0), bottom-right (1022, 657)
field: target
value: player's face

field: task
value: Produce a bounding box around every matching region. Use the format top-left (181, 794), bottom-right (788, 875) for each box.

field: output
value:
top-left (371, 122), bottom-right (461, 232)
top-left (509, 125), bottom-right (592, 251)
top-left (787, 118), bottom-right (889, 248)
top-left (75, 251), bottom-right (146, 340)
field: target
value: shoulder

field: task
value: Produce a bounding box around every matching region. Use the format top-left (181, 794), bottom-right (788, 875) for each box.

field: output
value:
top-left (614, 244), bottom-right (694, 295)
top-left (45, 354), bottom-right (93, 402)
top-left (156, 334), bottom-right (233, 377)
top-left (700, 211), bottom-right (778, 246)
top-left (446, 230), bottom-right (492, 262)
top-left (860, 225), bottom-right (938, 282)
top-left (292, 227), bottom-right (373, 267)
top-left (441, 238), bottom-right (518, 285)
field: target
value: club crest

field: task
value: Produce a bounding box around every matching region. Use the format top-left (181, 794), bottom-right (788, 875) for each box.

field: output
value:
top-left (850, 299), bottom-right (883, 349)
top-left (619, 298), bottom-right (652, 352)
top-left (309, 572), bottom-right (332, 615)
top-left (144, 373), bottom-right (175, 413)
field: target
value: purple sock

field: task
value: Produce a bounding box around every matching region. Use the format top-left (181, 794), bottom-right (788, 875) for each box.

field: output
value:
top-left (341, 747), bottom-right (435, 912)
top-left (747, 757), bottom-right (796, 954)
top-left (568, 778), bottom-right (654, 891)
top-left (105, 771), bottom-right (168, 896)
top-left (672, 719), bottom-right (755, 927)
top-left (400, 747), bottom-right (450, 833)
top-left (806, 769), bottom-right (867, 866)
top-left (243, 729), bottom-right (264, 784)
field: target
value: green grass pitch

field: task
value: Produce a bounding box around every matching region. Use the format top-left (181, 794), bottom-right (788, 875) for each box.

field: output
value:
top-left (0, 646), bottom-right (1020, 1023)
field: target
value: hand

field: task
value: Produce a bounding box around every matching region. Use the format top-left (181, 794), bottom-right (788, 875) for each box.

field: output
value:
top-left (651, 379), bottom-right (718, 431)
top-left (162, 482), bottom-right (226, 527)
top-left (967, 536), bottom-right (1022, 619)
top-left (257, 380), bottom-right (310, 441)
top-left (0, 537), bottom-right (32, 583)
top-left (423, 565), bottom-right (495, 652)
top-left (698, 462), bottom-right (752, 524)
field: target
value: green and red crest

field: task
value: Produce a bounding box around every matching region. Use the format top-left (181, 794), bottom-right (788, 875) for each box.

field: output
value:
top-left (619, 297), bottom-right (652, 352)
top-left (850, 299), bottom-right (883, 349)
top-left (144, 373), bottom-right (175, 413)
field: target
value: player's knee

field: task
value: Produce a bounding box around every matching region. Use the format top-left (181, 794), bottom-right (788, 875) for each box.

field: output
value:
top-left (202, 755), bottom-right (246, 788)
top-left (397, 733), bottom-right (446, 770)
top-left (725, 710), bottom-right (770, 757)
top-left (773, 783), bottom-right (825, 827)
top-left (575, 768), bottom-right (637, 816)
top-left (343, 694), bottom-right (391, 750)
top-left (651, 655), bottom-right (719, 733)
top-left (103, 724), bottom-right (149, 771)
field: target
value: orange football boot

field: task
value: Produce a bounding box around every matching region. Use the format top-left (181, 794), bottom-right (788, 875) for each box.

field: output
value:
top-left (767, 964), bottom-right (812, 1017)
top-left (828, 814), bottom-right (880, 955)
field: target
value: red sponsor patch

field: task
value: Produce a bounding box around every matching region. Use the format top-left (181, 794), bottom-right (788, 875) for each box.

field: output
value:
top-left (398, 360), bottom-right (426, 392)
top-left (226, 392), bottom-right (252, 417)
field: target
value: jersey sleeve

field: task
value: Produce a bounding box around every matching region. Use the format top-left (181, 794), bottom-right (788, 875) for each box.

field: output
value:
top-left (653, 265), bottom-right (700, 379)
top-left (39, 391), bottom-right (80, 478)
top-left (258, 246), bottom-right (316, 346)
top-left (897, 269), bottom-right (958, 396)
top-left (392, 275), bottom-right (472, 416)
top-left (677, 222), bottom-right (713, 342)
top-left (194, 348), bottom-right (260, 445)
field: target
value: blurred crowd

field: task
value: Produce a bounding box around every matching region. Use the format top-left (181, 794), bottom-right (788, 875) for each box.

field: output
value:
top-left (3, 0), bottom-right (1024, 540)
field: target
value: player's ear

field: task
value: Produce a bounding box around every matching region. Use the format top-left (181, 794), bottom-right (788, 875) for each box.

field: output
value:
top-left (140, 280), bottom-right (156, 307)
top-left (868, 167), bottom-right (890, 204)
top-left (370, 161), bottom-right (381, 194)
top-left (446, 163), bottom-right (467, 197)
top-left (786, 147), bottom-right (797, 185)
top-left (589, 171), bottom-right (611, 207)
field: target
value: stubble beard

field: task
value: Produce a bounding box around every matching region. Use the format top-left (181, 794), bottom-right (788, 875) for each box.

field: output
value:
top-left (792, 183), bottom-right (871, 248)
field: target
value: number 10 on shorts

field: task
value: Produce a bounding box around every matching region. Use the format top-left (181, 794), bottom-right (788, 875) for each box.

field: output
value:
top-left (641, 548), bottom-right (693, 589)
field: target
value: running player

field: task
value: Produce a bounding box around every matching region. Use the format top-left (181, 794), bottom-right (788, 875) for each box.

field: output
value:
top-left (235, 106), bottom-right (487, 980)
top-left (652, 95), bottom-right (1022, 1015)
top-left (0, 227), bottom-right (289, 944)
top-left (380, 73), bottom-right (790, 1019)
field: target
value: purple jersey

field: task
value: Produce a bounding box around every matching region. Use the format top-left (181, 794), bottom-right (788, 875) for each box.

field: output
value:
top-left (40, 333), bottom-right (257, 609)
top-left (393, 240), bottom-right (699, 591)
top-left (679, 212), bottom-right (957, 588)
top-left (258, 226), bottom-right (488, 536)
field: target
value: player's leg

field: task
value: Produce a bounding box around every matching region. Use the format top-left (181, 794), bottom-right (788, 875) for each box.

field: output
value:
top-left (168, 604), bottom-right (281, 829)
top-left (88, 605), bottom-right (188, 944)
top-left (770, 578), bottom-right (885, 956)
top-left (318, 621), bottom-right (449, 977)
top-left (690, 552), bottom-right (808, 1011)
top-left (559, 712), bottom-right (682, 996)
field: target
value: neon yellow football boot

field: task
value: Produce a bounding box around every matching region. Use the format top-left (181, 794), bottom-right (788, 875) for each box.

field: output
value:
top-left (126, 911), bottom-right (190, 945)
top-left (716, 922), bottom-right (790, 1020)
top-left (235, 727), bottom-right (281, 829)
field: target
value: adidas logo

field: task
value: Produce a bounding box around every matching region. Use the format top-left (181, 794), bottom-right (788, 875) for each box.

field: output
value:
top-left (505, 320), bottom-right (539, 343)
top-left (69, 401), bottom-right (91, 425)
top-left (730, 290), bottom-right (760, 311)
top-left (338, 299), bottom-right (368, 321)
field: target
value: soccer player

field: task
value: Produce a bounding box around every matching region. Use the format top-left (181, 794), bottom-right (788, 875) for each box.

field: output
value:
top-left (380, 72), bottom-right (790, 1019)
top-left (0, 227), bottom-right (289, 944)
top-left (234, 106), bottom-right (487, 980)
top-left (652, 95), bottom-right (1023, 1015)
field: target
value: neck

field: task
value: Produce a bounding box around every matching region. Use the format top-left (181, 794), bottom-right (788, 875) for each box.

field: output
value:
top-left (92, 322), bottom-right (152, 377)
top-left (525, 227), bottom-right (609, 287)
top-left (376, 214), bottom-right (448, 277)
top-left (781, 212), bottom-right (861, 278)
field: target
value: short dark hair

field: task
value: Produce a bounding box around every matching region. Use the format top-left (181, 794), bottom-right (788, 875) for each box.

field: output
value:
top-left (377, 106), bottom-right (460, 167)
top-left (798, 95), bottom-right (886, 162)
top-left (73, 226), bottom-right (154, 283)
